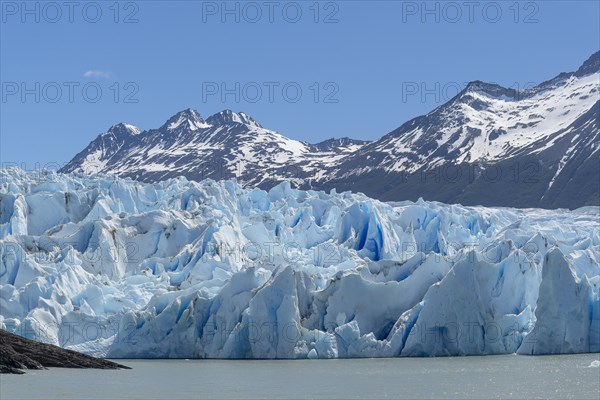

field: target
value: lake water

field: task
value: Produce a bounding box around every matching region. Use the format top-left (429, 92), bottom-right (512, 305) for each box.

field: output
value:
top-left (1, 354), bottom-right (599, 399)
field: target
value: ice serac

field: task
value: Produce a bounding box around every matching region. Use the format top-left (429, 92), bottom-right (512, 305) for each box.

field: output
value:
top-left (241, 266), bottom-right (301, 358)
top-left (517, 248), bottom-right (600, 354)
top-left (398, 251), bottom-right (539, 356)
top-left (1, 168), bottom-right (599, 358)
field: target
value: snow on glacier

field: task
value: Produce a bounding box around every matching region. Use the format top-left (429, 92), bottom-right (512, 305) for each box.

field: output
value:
top-left (0, 168), bottom-right (598, 358)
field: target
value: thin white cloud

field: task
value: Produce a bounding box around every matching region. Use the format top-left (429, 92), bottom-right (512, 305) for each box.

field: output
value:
top-left (83, 70), bottom-right (111, 79)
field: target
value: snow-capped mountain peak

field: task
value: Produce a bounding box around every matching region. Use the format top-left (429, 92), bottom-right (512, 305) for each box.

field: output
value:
top-left (460, 80), bottom-right (520, 103)
top-left (205, 109), bottom-right (262, 128)
top-left (104, 123), bottom-right (141, 137)
top-left (311, 137), bottom-right (369, 152)
top-left (161, 108), bottom-right (210, 131)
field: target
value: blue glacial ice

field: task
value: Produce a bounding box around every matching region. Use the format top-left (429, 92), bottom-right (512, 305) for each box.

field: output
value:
top-left (0, 168), bottom-right (598, 358)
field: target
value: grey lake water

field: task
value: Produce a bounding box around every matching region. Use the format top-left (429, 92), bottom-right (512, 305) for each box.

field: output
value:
top-left (1, 354), bottom-right (599, 400)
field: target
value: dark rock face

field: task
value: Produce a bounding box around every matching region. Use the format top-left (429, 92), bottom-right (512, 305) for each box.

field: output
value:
top-left (0, 330), bottom-right (130, 374)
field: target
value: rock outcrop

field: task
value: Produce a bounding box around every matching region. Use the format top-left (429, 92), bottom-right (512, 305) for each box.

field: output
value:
top-left (0, 330), bottom-right (130, 374)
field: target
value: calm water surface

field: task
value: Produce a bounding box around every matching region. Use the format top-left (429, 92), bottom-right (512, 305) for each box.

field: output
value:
top-left (1, 354), bottom-right (599, 399)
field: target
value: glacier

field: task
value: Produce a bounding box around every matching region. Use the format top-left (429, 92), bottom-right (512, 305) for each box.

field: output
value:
top-left (0, 168), bottom-right (598, 358)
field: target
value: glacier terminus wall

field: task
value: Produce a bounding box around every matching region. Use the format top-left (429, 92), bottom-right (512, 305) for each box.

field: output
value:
top-left (0, 168), bottom-right (598, 358)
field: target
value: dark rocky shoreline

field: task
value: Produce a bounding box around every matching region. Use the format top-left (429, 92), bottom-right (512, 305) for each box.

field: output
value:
top-left (0, 330), bottom-right (130, 374)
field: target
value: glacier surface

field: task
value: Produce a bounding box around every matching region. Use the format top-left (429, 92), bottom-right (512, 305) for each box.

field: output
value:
top-left (0, 168), bottom-right (598, 358)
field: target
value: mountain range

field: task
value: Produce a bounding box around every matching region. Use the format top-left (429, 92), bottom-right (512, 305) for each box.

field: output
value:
top-left (60, 52), bottom-right (600, 209)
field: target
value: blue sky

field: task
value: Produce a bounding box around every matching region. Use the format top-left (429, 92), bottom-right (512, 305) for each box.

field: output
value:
top-left (1, 0), bottom-right (599, 168)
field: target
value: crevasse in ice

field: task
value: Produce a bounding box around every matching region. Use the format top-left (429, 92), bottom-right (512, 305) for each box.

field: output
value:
top-left (1, 168), bottom-right (598, 358)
